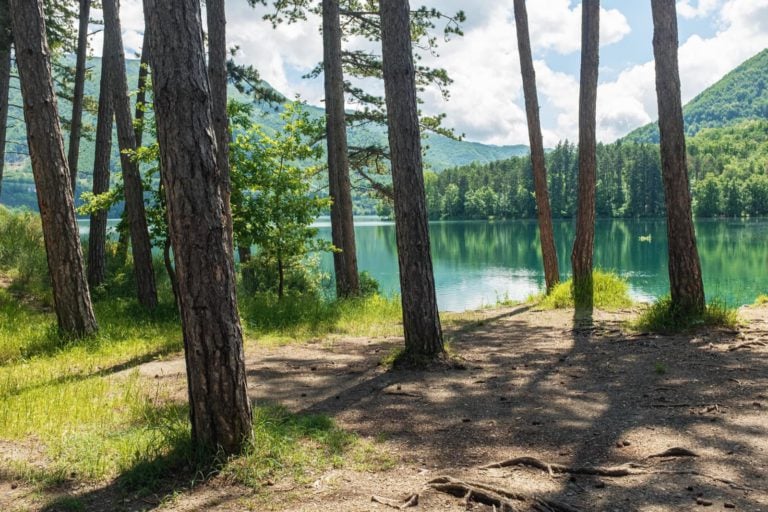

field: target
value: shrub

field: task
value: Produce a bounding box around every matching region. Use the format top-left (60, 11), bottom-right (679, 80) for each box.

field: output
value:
top-left (358, 271), bottom-right (380, 297)
top-left (634, 296), bottom-right (739, 333)
top-left (0, 207), bottom-right (49, 297)
top-left (534, 271), bottom-right (633, 310)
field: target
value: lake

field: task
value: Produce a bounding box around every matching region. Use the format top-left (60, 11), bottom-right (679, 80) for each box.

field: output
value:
top-left (79, 217), bottom-right (768, 312)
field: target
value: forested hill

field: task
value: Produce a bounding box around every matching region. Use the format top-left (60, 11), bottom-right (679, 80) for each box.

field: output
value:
top-left (624, 48), bottom-right (768, 143)
top-left (0, 57), bottom-right (528, 211)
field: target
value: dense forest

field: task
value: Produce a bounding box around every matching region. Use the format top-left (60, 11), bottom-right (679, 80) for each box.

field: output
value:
top-left (421, 119), bottom-right (768, 220)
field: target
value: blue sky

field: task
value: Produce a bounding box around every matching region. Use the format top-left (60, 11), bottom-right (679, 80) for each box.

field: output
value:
top-left (109, 0), bottom-right (768, 146)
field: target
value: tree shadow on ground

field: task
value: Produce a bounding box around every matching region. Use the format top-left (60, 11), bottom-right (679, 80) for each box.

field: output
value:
top-left (13, 305), bottom-right (768, 511)
top-left (247, 305), bottom-right (768, 510)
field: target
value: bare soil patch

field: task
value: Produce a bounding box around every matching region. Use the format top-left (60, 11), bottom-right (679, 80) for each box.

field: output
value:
top-left (4, 305), bottom-right (768, 511)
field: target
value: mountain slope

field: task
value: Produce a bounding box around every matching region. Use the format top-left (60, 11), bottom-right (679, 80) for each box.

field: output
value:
top-left (624, 48), bottom-right (768, 143)
top-left (1, 58), bottom-right (528, 210)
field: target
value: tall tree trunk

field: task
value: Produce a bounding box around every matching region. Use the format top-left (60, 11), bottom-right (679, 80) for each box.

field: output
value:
top-left (571, 0), bottom-right (599, 313)
top-left (323, 0), bottom-right (360, 298)
top-left (0, 0), bottom-right (10, 200)
top-left (134, 30), bottom-right (150, 148)
top-left (651, 0), bottom-right (705, 314)
top-left (67, 0), bottom-right (90, 197)
top-left (87, 36), bottom-right (113, 289)
top-left (143, 0), bottom-right (252, 454)
top-left (512, 0), bottom-right (560, 294)
top-left (238, 244), bottom-right (255, 291)
top-left (380, 0), bottom-right (444, 358)
top-left (10, 0), bottom-right (97, 336)
top-left (205, 0), bottom-right (235, 248)
top-left (103, 0), bottom-right (158, 310)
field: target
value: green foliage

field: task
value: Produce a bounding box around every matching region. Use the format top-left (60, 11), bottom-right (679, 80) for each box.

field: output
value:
top-left (634, 296), bottom-right (739, 333)
top-left (690, 120), bottom-right (768, 217)
top-left (358, 271), bottom-right (380, 297)
top-left (0, 207), bottom-right (50, 298)
top-left (533, 271), bottom-right (633, 311)
top-left (231, 102), bottom-right (332, 297)
top-left (428, 141), bottom-right (665, 220)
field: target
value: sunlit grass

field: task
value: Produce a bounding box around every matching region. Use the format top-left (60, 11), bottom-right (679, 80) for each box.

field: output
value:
top-left (239, 292), bottom-right (403, 345)
top-left (0, 290), bottom-right (395, 488)
top-left (530, 270), bottom-right (633, 310)
top-left (754, 294), bottom-right (768, 305)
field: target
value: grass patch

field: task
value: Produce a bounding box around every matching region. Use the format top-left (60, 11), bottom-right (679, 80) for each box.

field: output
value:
top-left (224, 405), bottom-right (393, 487)
top-left (239, 292), bottom-right (402, 345)
top-left (0, 292), bottom-right (393, 490)
top-left (531, 271), bottom-right (633, 310)
top-left (754, 294), bottom-right (768, 306)
top-left (0, 295), bottom-right (185, 483)
top-left (633, 296), bottom-right (739, 333)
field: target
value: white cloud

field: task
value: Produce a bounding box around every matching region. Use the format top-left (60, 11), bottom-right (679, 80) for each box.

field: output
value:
top-left (87, 0), bottom-right (768, 147)
top-left (677, 0), bottom-right (722, 19)
top-left (527, 1), bottom-right (631, 54)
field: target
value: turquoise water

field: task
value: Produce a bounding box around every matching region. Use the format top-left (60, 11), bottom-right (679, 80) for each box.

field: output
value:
top-left (79, 217), bottom-right (768, 312)
top-left (315, 217), bottom-right (768, 311)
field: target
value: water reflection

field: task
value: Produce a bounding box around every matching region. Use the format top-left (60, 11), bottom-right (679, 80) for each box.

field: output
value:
top-left (318, 218), bottom-right (768, 311)
top-left (77, 217), bottom-right (768, 311)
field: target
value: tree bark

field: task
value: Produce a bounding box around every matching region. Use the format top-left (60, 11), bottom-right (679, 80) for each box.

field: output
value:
top-left (10, 0), bottom-right (97, 337)
top-left (206, 0), bottom-right (235, 249)
top-left (0, 0), bottom-right (10, 201)
top-left (87, 35), bottom-right (113, 289)
top-left (134, 29), bottom-right (150, 148)
top-left (512, 0), bottom-right (560, 294)
top-left (103, 0), bottom-right (158, 310)
top-left (143, 0), bottom-right (252, 454)
top-left (651, 0), bottom-right (705, 314)
top-left (66, 0), bottom-right (90, 197)
top-left (380, 0), bottom-right (444, 358)
top-left (571, 0), bottom-right (599, 313)
top-left (163, 236), bottom-right (179, 308)
top-left (323, 0), bottom-right (360, 298)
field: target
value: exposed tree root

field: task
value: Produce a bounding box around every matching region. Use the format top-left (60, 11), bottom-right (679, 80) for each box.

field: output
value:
top-left (646, 447), bottom-right (699, 458)
top-left (728, 340), bottom-right (767, 351)
top-left (478, 452), bottom-right (758, 493)
top-left (371, 493), bottom-right (419, 509)
top-left (427, 476), bottom-right (581, 512)
top-left (479, 456), bottom-right (637, 477)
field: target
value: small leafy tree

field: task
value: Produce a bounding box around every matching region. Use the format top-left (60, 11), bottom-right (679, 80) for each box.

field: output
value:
top-left (231, 101), bottom-right (332, 298)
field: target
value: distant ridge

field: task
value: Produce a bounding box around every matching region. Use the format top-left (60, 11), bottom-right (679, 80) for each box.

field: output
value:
top-left (624, 48), bottom-right (768, 143)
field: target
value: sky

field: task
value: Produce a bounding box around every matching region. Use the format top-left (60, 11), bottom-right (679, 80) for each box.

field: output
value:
top-left (97, 0), bottom-right (768, 147)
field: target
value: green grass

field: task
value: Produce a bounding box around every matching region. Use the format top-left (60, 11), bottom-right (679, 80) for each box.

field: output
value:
top-left (0, 294), bottom-right (185, 483)
top-left (0, 294), bottom-right (394, 491)
top-left (224, 405), bottom-right (394, 488)
top-left (239, 292), bottom-right (403, 345)
top-left (633, 296), bottom-right (740, 333)
top-left (531, 271), bottom-right (633, 310)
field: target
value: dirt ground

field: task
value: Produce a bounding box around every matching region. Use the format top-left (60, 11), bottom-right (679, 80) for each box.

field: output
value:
top-left (4, 305), bottom-right (768, 512)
